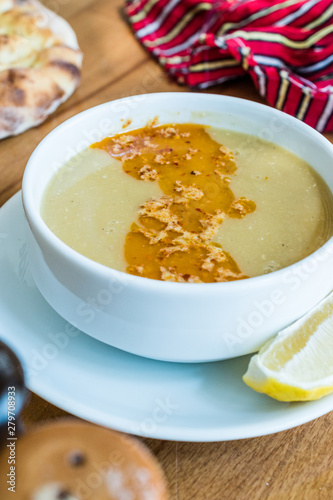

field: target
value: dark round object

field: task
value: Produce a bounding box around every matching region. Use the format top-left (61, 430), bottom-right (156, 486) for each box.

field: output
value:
top-left (0, 340), bottom-right (27, 445)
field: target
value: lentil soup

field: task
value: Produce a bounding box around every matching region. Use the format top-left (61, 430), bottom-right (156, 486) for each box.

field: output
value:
top-left (41, 124), bottom-right (333, 282)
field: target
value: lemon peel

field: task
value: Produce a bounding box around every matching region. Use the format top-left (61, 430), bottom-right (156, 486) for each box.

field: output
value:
top-left (243, 291), bottom-right (333, 402)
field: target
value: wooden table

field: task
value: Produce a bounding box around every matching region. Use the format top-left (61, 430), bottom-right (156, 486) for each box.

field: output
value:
top-left (2, 1), bottom-right (333, 498)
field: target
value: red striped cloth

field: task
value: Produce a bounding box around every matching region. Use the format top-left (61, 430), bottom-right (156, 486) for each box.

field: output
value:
top-left (125, 0), bottom-right (333, 133)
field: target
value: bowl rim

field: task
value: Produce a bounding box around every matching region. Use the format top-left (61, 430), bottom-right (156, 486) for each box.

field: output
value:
top-left (22, 92), bottom-right (333, 291)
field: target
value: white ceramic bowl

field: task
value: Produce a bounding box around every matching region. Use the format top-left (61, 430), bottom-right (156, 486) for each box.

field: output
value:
top-left (22, 93), bottom-right (333, 362)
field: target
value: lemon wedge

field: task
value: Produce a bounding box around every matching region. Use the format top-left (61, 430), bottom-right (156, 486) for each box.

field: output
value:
top-left (243, 291), bottom-right (333, 401)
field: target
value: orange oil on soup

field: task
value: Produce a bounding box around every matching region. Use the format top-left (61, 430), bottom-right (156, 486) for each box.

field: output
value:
top-left (91, 124), bottom-right (256, 282)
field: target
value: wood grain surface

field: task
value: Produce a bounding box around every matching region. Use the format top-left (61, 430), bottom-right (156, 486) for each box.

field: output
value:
top-left (2, 1), bottom-right (333, 499)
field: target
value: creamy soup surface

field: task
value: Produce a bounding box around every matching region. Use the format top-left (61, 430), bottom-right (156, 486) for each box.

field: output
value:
top-left (42, 124), bottom-right (333, 282)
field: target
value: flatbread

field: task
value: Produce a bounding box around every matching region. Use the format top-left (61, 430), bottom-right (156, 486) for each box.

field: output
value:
top-left (0, 0), bottom-right (82, 139)
top-left (0, 420), bottom-right (169, 499)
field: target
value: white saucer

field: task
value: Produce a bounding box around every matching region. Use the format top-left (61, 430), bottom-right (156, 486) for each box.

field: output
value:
top-left (1, 192), bottom-right (333, 442)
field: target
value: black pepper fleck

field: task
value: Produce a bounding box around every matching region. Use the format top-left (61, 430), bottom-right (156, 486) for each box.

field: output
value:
top-left (67, 450), bottom-right (86, 467)
top-left (57, 489), bottom-right (71, 499)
